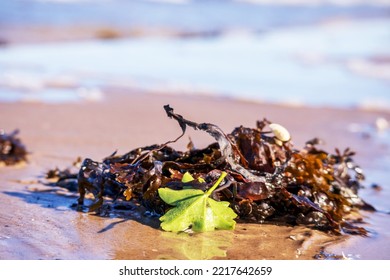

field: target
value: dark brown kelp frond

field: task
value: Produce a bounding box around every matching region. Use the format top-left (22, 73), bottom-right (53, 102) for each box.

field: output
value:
top-left (48, 105), bottom-right (373, 235)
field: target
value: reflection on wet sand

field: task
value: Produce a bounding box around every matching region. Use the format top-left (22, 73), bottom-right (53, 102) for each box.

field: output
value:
top-left (157, 230), bottom-right (234, 260)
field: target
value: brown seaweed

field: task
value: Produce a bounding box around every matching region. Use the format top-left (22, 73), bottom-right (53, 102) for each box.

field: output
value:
top-left (0, 129), bottom-right (28, 166)
top-left (49, 105), bottom-right (374, 235)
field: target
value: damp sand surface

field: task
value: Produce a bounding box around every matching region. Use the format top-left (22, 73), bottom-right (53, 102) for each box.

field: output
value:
top-left (0, 92), bottom-right (389, 259)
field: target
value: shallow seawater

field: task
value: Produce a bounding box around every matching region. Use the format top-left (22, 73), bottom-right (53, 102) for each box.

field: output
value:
top-left (0, 18), bottom-right (389, 108)
top-left (1, 0), bottom-right (388, 30)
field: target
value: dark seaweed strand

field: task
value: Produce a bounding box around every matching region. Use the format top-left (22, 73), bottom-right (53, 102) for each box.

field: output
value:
top-left (0, 129), bottom-right (28, 165)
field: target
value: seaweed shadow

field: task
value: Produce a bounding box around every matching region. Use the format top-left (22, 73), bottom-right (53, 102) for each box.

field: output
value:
top-left (3, 188), bottom-right (77, 212)
top-left (2, 183), bottom-right (161, 232)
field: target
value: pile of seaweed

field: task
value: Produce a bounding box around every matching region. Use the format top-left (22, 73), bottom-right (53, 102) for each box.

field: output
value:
top-left (0, 129), bottom-right (28, 166)
top-left (50, 105), bottom-right (374, 235)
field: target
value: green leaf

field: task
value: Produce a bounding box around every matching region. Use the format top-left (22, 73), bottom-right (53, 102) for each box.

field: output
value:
top-left (158, 171), bottom-right (237, 232)
top-left (181, 171), bottom-right (195, 183)
top-left (182, 171), bottom-right (205, 184)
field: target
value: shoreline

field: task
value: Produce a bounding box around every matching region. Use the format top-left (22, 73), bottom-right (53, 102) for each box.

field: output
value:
top-left (1, 90), bottom-right (389, 259)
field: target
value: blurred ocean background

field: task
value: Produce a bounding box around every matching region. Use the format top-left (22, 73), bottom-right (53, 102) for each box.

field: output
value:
top-left (0, 0), bottom-right (389, 109)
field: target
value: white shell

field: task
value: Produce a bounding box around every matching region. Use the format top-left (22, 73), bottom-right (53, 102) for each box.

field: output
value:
top-left (269, 123), bottom-right (291, 142)
top-left (375, 117), bottom-right (388, 132)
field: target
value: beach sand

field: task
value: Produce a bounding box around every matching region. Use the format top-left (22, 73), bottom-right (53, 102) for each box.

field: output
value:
top-left (1, 90), bottom-right (389, 259)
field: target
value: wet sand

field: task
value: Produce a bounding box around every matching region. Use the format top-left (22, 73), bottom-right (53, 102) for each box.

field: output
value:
top-left (0, 90), bottom-right (389, 259)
